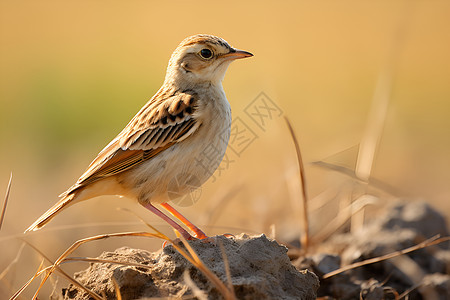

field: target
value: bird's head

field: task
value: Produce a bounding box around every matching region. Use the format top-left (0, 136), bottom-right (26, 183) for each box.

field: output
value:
top-left (164, 34), bottom-right (253, 88)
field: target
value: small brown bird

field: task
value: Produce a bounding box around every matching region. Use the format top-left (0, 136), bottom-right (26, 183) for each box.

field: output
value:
top-left (25, 34), bottom-right (253, 239)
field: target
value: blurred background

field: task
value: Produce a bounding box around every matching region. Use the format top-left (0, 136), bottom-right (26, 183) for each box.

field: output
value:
top-left (1, 0), bottom-right (450, 298)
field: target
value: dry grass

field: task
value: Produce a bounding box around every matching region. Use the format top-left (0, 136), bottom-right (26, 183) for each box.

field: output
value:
top-left (11, 226), bottom-right (236, 300)
top-left (0, 173), bottom-right (12, 230)
top-left (284, 117), bottom-right (310, 253)
top-left (322, 235), bottom-right (450, 279)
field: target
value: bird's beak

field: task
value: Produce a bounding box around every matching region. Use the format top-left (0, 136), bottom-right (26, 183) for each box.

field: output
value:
top-left (221, 49), bottom-right (253, 60)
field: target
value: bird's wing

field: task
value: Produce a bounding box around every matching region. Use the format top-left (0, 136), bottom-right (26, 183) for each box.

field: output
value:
top-left (61, 90), bottom-right (201, 196)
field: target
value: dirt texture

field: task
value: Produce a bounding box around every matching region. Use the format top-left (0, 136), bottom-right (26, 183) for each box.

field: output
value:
top-left (62, 234), bottom-right (319, 300)
top-left (294, 201), bottom-right (450, 299)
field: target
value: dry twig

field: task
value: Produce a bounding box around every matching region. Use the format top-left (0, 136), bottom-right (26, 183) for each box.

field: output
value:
top-left (323, 235), bottom-right (450, 279)
top-left (284, 116), bottom-right (309, 253)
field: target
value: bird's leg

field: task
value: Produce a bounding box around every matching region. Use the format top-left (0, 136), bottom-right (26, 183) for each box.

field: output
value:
top-left (142, 203), bottom-right (194, 240)
top-left (160, 203), bottom-right (208, 239)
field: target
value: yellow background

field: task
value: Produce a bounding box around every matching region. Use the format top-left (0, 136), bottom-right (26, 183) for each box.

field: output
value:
top-left (1, 1), bottom-right (449, 297)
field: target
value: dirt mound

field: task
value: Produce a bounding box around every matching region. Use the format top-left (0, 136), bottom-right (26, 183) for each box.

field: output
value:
top-left (62, 234), bottom-right (319, 300)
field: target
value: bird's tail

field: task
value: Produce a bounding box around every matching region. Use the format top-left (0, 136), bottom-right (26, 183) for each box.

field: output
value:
top-left (24, 193), bottom-right (75, 233)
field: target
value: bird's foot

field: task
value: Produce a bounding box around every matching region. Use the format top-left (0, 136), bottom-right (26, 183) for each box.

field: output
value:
top-left (192, 229), bottom-right (208, 240)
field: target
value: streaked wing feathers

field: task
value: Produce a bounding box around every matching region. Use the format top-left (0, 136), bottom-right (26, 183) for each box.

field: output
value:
top-left (62, 90), bottom-right (200, 196)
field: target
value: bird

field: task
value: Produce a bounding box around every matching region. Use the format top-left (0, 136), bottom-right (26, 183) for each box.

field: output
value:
top-left (25, 34), bottom-right (253, 239)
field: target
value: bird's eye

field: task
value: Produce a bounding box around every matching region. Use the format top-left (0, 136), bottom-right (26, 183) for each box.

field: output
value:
top-left (199, 48), bottom-right (213, 59)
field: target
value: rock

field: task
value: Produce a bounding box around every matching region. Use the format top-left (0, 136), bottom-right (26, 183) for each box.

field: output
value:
top-left (421, 273), bottom-right (450, 300)
top-left (377, 201), bottom-right (449, 239)
top-left (311, 254), bottom-right (340, 275)
top-left (293, 201), bottom-right (450, 299)
top-left (62, 234), bottom-right (319, 300)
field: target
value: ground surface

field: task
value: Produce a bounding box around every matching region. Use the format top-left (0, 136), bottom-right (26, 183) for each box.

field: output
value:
top-left (294, 201), bottom-right (450, 299)
top-left (61, 234), bottom-right (319, 300)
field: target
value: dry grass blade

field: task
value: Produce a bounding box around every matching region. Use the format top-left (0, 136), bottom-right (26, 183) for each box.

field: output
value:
top-left (284, 116), bottom-right (309, 253)
top-left (218, 239), bottom-right (235, 298)
top-left (312, 195), bottom-right (378, 244)
top-left (307, 187), bottom-right (339, 212)
top-left (323, 235), bottom-right (450, 279)
top-left (54, 267), bottom-right (104, 300)
top-left (117, 207), bottom-right (172, 240)
top-left (269, 224), bottom-right (276, 240)
top-left (177, 235), bottom-right (236, 300)
top-left (311, 161), bottom-right (399, 196)
top-left (383, 287), bottom-right (400, 300)
top-left (63, 257), bottom-right (155, 269)
top-left (22, 232), bottom-right (161, 299)
top-left (183, 270), bottom-right (208, 300)
top-left (112, 277), bottom-right (122, 300)
top-left (352, 2), bottom-right (412, 233)
top-left (398, 282), bottom-right (422, 299)
top-left (355, 1), bottom-right (412, 182)
top-left (0, 242), bottom-right (25, 280)
top-left (0, 172), bottom-right (12, 230)
top-left (9, 260), bottom-right (46, 300)
top-left (20, 239), bottom-right (103, 300)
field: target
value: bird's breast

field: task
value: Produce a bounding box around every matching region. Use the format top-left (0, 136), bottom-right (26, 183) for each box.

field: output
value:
top-left (126, 87), bottom-right (232, 205)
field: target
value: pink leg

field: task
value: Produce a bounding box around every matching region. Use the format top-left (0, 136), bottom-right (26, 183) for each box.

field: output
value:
top-left (142, 203), bottom-right (194, 240)
top-left (160, 203), bottom-right (208, 239)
